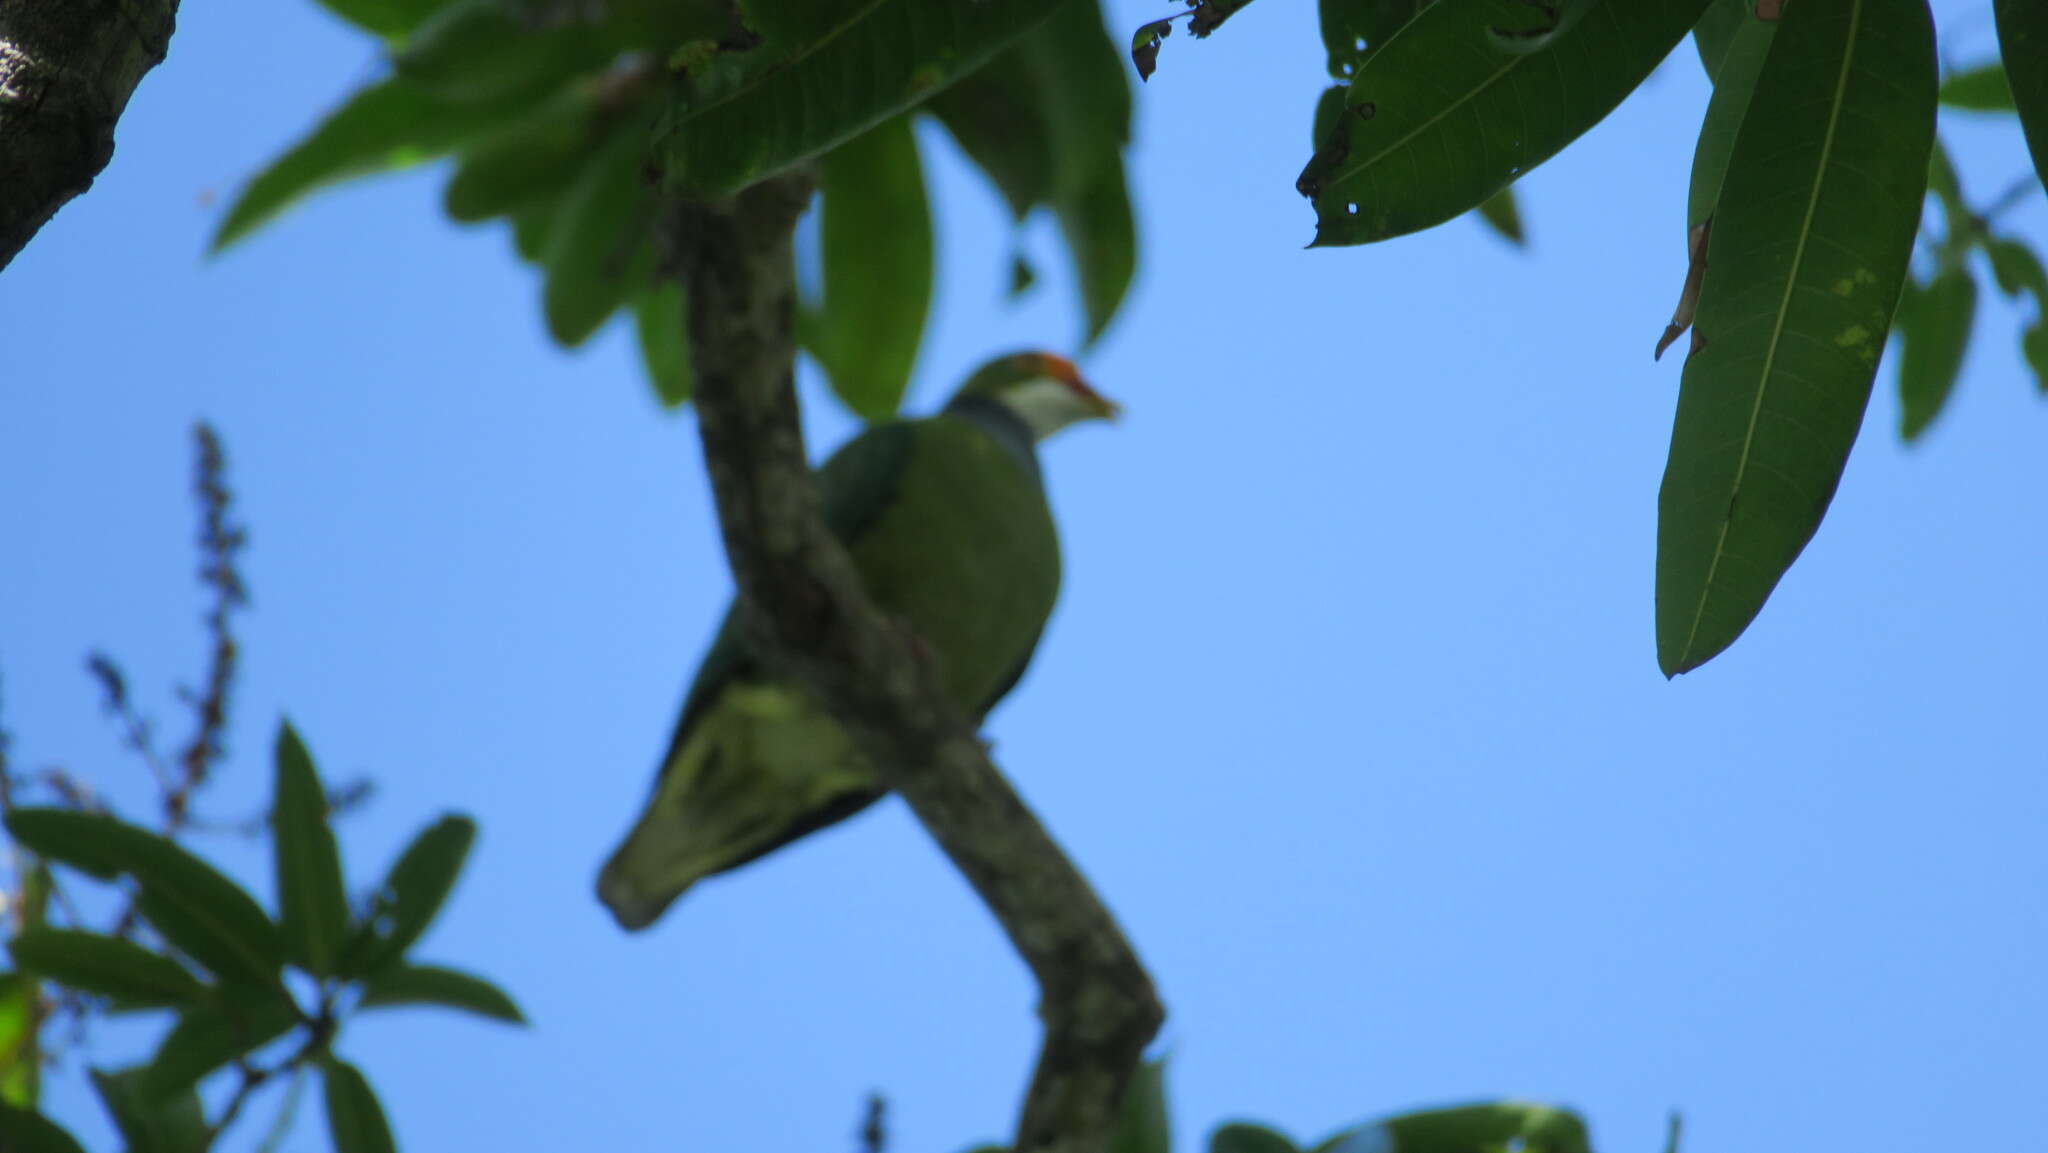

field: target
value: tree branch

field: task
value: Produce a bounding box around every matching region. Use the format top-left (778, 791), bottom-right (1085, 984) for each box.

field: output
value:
top-left (0, 0), bottom-right (177, 270)
top-left (665, 173), bottom-right (1164, 1153)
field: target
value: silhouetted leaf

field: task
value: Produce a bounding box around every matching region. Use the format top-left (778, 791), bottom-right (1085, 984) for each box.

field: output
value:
top-left (1939, 63), bottom-right (2014, 111)
top-left (1657, 0), bottom-right (1935, 675)
top-left (1110, 1059), bottom-right (1169, 1153)
top-left (141, 991), bottom-right (301, 1098)
top-left (324, 1059), bottom-right (398, 1153)
top-left (0, 1105), bottom-right (88, 1153)
top-left (814, 116), bottom-right (932, 419)
top-left (90, 1068), bottom-right (207, 1153)
top-left (4, 809), bottom-right (284, 988)
top-left (1474, 186), bottom-right (1523, 245)
top-left (1997, 0), bottom-right (2048, 190)
top-left (338, 815), bottom-right (476, 978)
top-left (1896, 268), bottom-right (1977, 441)
top-left (1308, 0), bottom-right (1707, 246)
top-left (311, 0), bottom-right (455, 40)
top-left (359, 962), bottom-right (526, 1024)
top-left (1212, 1121), bottom-right (1301, 1153)
top-left (635, 282), bottom-right (693, 408)
top-left (661, 0), bottom-right (1056, 197)
top-left (6, 930), bottom-right (205, 1009)
top-left (212, 78), bottom-right (505, 252)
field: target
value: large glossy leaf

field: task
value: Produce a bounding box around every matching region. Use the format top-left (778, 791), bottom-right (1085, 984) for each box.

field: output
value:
top-left (273, 723), bottom-right (351, 976)
top-left (212, 78), bottom-right (506, 252)
top-left (1110, 1059), bottom-right (1169, 1153)
top-left (1320, 0), bottom-right (1428, 80)
top-left (6, 929), bottom-right (205, 1009)
top-left (1895, 268), bottom-right (1977, 441)
top-left (1997, 0), bottom-right (2048, 190)
top-left (1656, 0), bottom-right (1936, 676)
top-left (338, 815), bottom-right (476, 978)
top-left (542, 117), bottom-right (656, 347)
top-left (141, 991), bottom-right (301, 1098)
top-left (660, 0), bottom-right (1057, 198)
top-left (90, 1067), bottom-right (208, 1153)
top-left (1306, 0), bottom-right (1709, 246)
top-left (929, 50), bottom-right (1055, 220)
top-left (634, 282), bottom-right (694, 407)
top-left (5, 809), bottom-right (284, 989)
top-left (359, 962), bottom-right (526, 1023)
top-left (324, 1059), bottom-right (398, 1153)
top-left (1212, 1122), bottom-right (1301, 1153)
top-left (1691, 0), bottom-right (1746, 79)
top-left (0, 1105), bottom-right (88, 1153)
top-left (814, 116), bottom-right (933, 419)
top-left (1686, 11), bottom-right (1776, 229)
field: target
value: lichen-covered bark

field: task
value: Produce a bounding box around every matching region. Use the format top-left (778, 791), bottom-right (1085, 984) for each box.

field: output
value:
top-left (0, 0), bottom-right (177, 270)
top-left (667, 174), bottom-right (1164, 1153)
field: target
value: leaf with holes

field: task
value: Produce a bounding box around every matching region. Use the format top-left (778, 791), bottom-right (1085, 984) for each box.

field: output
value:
top-left (338, 815), bottom-right (477, 978)
top-left (1307, 0), bottom-right (1709, 246)
top-left (1656, 0), bottom-right (1935, 675)
top-left (1319, 0), bottom-right (1428, 81)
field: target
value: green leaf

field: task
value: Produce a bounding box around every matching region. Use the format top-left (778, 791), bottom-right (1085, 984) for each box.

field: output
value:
top-left (311, 0), bottom-right (455, 40)
top-left (660, 0), bottom-right (1057, 198)
top-left (1110, 1059), bottom-right (1169, 1153)
top-left (0, 1105), bottom-right (88, 1153)
top-left (6, 929), bottom-right (205, 1008)
top-left (141, 991), bottom-right (301, 1099)
top-left (1320, 0), bottom-right (1428, 81)
top-left (1895, 268), bottom-right (1977, 441)
top-left (90, 1067), bottom-right (208, 1153)
top-left (444, 91), bottom-right (602, 224)
top-left (0, 972), bottom-right (40, 1107)
top-left (1938, 63), bottom-right (2014, 111)
top-left (1473, 186), bottom-right (1524, 245)
top-left (1656, 0), bottom-right (1936, 676)
top-left (1997, 0), bottom-right (2048, 191)
top-left (396, 0), bottom-right (613, 107)
top-left (1686, 9), bottom-right (1776, 230)
top-left (634, 282), bottom-right (693, 408)
top-left (273, 722), bottom-right (352, 976)
top-left (2024, 322), bottom-right (2048, 390)
top-left (338, 814), bottom-right (476, 979)
top-left (543, 118), bottom-right (655, 347)
top-left (324, 1058), bottom-right (398, 1153)
top-left (358, 962), bottom-right (526, 1024)
top-left (5, 809), bottom-right (284, 989)
top-left (1986, 236), bottom-right (2048, 299)
top-left (212, 78), bottom-right (505, 252)
top-left (1313, 1103), bottom-right (1590, 1153)
top-left (1306, 0), bottom-right (1708, 246)
top-left (929, 50), bottom-right (1055, 221)
top-left (813, 115), bottom-right (933, 419)
top-left (1057, 161), bottom-right (1137, 343)
top-left (1212, 1121), bottom-right (1301, 1153)
top-left (1692, 0), bottom-right (1747, 79)
top-left (513, 200), bottom-right (562, 263)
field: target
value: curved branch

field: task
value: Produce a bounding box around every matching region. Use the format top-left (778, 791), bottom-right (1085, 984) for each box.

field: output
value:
top-left (665, 173), bottom-right (1164, 1153)
top-left (0, 0), bottom-right (177, 270)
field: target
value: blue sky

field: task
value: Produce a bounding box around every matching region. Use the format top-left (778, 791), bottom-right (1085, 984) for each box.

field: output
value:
top-left (4, 3), bottom-right (2045, 1152)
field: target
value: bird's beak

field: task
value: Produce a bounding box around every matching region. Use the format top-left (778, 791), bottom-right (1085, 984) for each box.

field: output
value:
top-left (1041, 353), bottom-right (1122, 422)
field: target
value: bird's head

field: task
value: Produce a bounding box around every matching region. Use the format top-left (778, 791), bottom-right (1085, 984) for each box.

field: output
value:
top-left (947, 351), bottom-right (1120, 441)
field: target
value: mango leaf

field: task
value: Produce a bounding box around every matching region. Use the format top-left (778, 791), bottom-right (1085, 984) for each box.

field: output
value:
top-left (1692, 0), bottom-right (1747, 79)
top-left (324, 1058), bottom-right (398, 1153)
top-left (358, 962), bottom-right (526, 1024)
top-left (542, 117), bottom-right (656, 347)
top-left (1686, 11), bottom-right (1777, 230)
top-left (1997, 0), bottom-right (2048, 190)
top-left (1896, 268), bottom-right (1977, 441)
top-left (1984, 236), bottom-right (2048, 389)
top-left (1474, 186), bottom-right (1523, 245)
top-left (660, 0), bottom-right (1057, 198)
top-left (395, 0), bottom-right (613, 107)
top-left (513, 200), bottom-right (562, 263)
top-left (444, 90), bottom-right (603, 224)
top-left (1314, 1103), bottom-right (1590, 1153)
top-left (273, 722), bottom-right (351, 976)
top-left (90, 1067), bottom-right (207, 1153)
top-left (338, 814), bottom-right (476, 979)
top-left (1656, 0), bottom-right (1936, 676)
top-left (634, 282), bottom-right (694, 408)
top-left (212, 78), bottom-right (506, 252)
top-left (0, 972), bottom-right (38, 1107)
top-left (4, 809), bottom-right (284, 989)
top-left (6, 929), bottom-right (205, 1009)
top-left (141, 991), bottom-right (301, 1099)
top-left (1057, 163), bottom-right (1138, 343)
top-left (1110, 1059), bottom-right (1169, 1153)
top-left (1306, 0), bottom-right (1709, 246)
top-left (929, 50), bottom-right (1056, 220)
top-left (311, 0), bottom-right (456, 41)
top-left (813, 116), bottom-right (933, 419)
top-left (1212, 1122), bottom-right (1302, 1153)
top-left (1320, 0), bottom-right (1429, 81)
top-left (1938, 63), bottom-right (2014, 111)
top-left (0, 1105), bottom-right (87, 1153)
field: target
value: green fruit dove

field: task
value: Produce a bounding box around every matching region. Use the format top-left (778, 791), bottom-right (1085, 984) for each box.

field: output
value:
top-left (598, 351), bottom-right (1119, 930)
